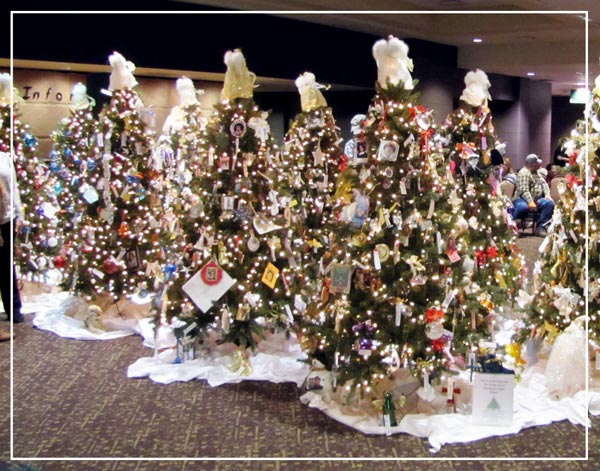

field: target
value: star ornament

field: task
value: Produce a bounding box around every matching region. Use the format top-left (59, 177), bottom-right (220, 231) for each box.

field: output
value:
top-left (312, 145), bottom-right (325, 167)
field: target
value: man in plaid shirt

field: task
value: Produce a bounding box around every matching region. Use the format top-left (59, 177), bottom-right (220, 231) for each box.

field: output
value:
top-left (512, 153), bottom-right (554, 236)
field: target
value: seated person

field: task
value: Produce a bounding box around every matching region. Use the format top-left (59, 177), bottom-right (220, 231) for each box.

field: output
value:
top-left (512, 154), bottom-right (554, 236)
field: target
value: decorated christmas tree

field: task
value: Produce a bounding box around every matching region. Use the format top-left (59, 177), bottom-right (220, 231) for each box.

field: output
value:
top-left (277, 72), bottom-right (345, 351)
top-left (441, 69), bottom-right (526, 357)
top-left (589, 73), bottom-right (600, 344)
top-left (148, 77), bottom-right (208, 323)
top-left (303, 37), bottom-right (475, 399)
top-left (1, 73), bottom-right (59, 283)
top-left (514, 100), bottom-right (587, 348)
top-left (48, 82), bottom-right (104, 294)
top-left (165, 49), bottom-right (290, 357)
top-left (77, 51), bottom-right (164, 303)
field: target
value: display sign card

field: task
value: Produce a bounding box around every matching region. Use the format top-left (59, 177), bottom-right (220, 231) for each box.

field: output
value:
top-left (472, 373), bottom-right (514, 426)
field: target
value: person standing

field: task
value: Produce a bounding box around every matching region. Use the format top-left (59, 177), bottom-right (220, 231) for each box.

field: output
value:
top-left (512, 153), bottom-right (554, 236)
top-left (0, 150), bottom-right (24, 328)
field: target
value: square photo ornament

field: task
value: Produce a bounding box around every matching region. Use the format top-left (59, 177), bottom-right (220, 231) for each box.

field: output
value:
top-left (182, 260), bottom-right (236, 313)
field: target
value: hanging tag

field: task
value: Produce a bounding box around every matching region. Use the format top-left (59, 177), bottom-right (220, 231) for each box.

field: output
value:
top-left (538, 236), bottom-right (550, 254)
top-left (373, 249), bottom-right (381, 270)
top-left (446, 167), bottom-right (454, 184)
top-left (183, 321), bottom-right (198, 337)
top-left (403, 133), bottom-right (414, 147)
top-left (135, 142), bottom-right (143, 155)
top-left (569, 229), bottom-right (578, 243)
top-left (424, 370), bottom-right (432, 393)
top-left (481, 136), bottom-right (487, 150)
top-left (284, 305), bottom-right (294, 324)
top-left (395, 303), bottom-right (402, 327)
top-left (294, 295), bottom-right (306, 313)
top-left (442, 289), bottom-right (456, 309)
top-left (436, 231), bottom-right (443, 254)
top-left (399, 179), bottom-right (407, 195)
top-left (121, 133), bottom-right (127, 147)
top-left (446, 378), bottom-right (454, 400)
top-left (97, 133), bottom-right (104, 148)
top-left (427, 198), bottom-right (435, 219)
top-left (221, 308), bottom-right (230, 331)
top-left (384, 414), bottom-right (392, 436)
top-left (447, 250), bottom-right (461, 263)
top-left (208, 147), bottom-right (214, 167)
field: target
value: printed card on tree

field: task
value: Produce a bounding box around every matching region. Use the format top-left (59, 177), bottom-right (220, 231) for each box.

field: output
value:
top-left (182, 260), bottom-right (236, 313)
top-left (472, 373), bottom-right (515, 426)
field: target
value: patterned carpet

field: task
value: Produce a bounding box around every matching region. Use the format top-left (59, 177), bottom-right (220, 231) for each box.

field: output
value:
top-left (0, 234), bottom-right (597, 471)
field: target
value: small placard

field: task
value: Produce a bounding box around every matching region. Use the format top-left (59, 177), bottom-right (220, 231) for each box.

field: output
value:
top-left (447, 250), bottom-right (461, 263)
top-left (472, 373), bottom-right (515, 426)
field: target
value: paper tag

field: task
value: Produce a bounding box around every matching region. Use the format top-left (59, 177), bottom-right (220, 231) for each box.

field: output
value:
top-left (427, 198), bottom-right (435, 219)
top-left (294, 295), bottom-right (307, 314)
top-left (284, 304), bottom-right (294, 324)
top-left (569, 229), bottom-right (578, 243)
top-left (373, 249), bottom-right (381, 270)
top-left (82, 188), bottom-right (99, 204)
top-left (183, 321), bottom-right (198, 336)
top-left (436, 231), bottom-right (443, 254)
top-left (395, 303), bottom-right (402, 327)
top-left (423, 370), bottom-right (431, 393)
top-left (442, 289), bottom-right (456, 309)
top-left (384, 414), bottom-right (392, 436)
top-left (221, 309), bottom-right (230, 331)
top-left (400, 180), bottom-right (407, 195)
top-left (97, 133), bottom-right (104, 147)
top-left (135, 142), bottom-right (143, 155)
top-left (481, 136), bottom-right (487, 150)
top-left (358, 349), bottom-right (372, 358)
top-left (446, 378), bottom-right (454, 400)
top-left (92, 268), bottom-right (105, 279)
top-left (447, 250), bottom-right (461, 263)
top-left (538, 236), bottom-right (550, 253)
top-left (121, 133), bottom-right (127, 147)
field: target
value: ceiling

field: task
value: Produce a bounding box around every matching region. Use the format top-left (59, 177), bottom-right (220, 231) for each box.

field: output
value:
top-left (176, 0), bottom-right (600, 96)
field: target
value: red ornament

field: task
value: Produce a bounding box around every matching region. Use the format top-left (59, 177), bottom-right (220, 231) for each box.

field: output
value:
top-left (53, 255), bottom-right (67, 269)
top-left (486, 246), bottom-right (499, 259)
top-left (339, 154), bottom-right (349, 171)
top-left (102, 257), bottom-right (122, 275)
top-left (431, 338), bottom-right (446, 352)
top-left (426, 307), bottom-right (445, 323)
top-left (199, 260), bottom-right (223, 286)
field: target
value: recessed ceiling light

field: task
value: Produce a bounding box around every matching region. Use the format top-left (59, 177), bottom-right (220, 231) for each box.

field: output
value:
top-left (473, 38), bottom-right (483, 43)
top-left (527, 72), bottom-right (535, 77)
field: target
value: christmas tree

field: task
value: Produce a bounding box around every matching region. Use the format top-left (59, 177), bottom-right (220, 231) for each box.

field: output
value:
top-left (49, 82), bottom-right (104, 294)
top-left (304, 37), bottom-right (471, 398)
top-left (441, 69), bottom-right (526, 356)
top-left (277, 72), bottom-right (345, 359)
top-left (1, 73), bottom-right (59, 283)
top-left (589, 73), bottom-right (600, 343)
top-left (77, 51), bottom-right (164, 302)
top-left (514, 101), bottom-right (587, 347)
top-left (168, 49), bottom-right (289, 355)
top-left (150, 77), bottom-right (208, 327)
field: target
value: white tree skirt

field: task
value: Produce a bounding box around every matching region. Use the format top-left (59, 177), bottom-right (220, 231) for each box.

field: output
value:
top-left (127, 330), bottom-right (310, 387)
top-left (24, 292), bottom-right (600, 452)
top-left (29, 292), bottom-right (137, 341)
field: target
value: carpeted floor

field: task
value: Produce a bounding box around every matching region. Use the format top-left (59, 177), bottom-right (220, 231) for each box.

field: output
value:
top-left (0, 233), bottom-right (598, 471)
